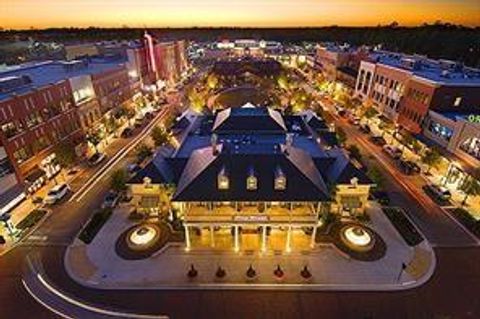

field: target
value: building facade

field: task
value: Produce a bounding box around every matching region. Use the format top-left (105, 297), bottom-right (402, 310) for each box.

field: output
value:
top-left (128, 104), bottom-right (372, 252)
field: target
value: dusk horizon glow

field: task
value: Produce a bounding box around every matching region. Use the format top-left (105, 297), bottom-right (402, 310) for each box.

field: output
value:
top-left (1, 0), bottom-right (479, 30)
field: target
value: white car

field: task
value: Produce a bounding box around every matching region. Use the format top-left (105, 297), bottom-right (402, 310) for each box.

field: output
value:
top-left (44, 183), bottom-right (71, 205)
top-left (382, 145), bottom-right (402, 159)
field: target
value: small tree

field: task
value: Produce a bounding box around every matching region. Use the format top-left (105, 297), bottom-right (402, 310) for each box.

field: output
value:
top-left (367, 166), bottom-right (384, 190)
top-left (110, 169), bottom-right (128, 193)
top-left (135, 143), bottom-right (152, 163)
top-left (347, 145), bottom-right (361, 161)
top-left (86, 131), bottom-right (102, 153)
top-left (421, 147), bottom-right (442, 174)
top-left (459, 176), bottom-right (480, 206)
top-left (363, 106), bottom-right (378, 125)
top-left (151, 126), bottom-right (170, 147)
top-left (54, 141), bottom-right (77, 170)
top-left (336, 127), bottom-right (347, 145)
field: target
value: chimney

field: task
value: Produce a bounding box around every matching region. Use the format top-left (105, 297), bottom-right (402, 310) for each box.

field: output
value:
top-left (211, 133), bottom-right (219, 155)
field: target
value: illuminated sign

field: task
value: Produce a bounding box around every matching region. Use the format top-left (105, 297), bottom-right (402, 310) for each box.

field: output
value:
top-left (233, 215), bottom-right (269, 222)
top-left (467, 114), bottom-right (480, 124)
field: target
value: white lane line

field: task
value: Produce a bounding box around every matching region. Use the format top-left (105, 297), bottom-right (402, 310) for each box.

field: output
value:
top-left (22, 279), bottom-right (75, 319)
top-left (69, 109), bottom-right (167, 202)
top-left (36, 274), bottom-right (168, 319)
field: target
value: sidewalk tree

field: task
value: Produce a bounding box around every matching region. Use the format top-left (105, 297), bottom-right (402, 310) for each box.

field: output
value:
top-left (135, 143), bottom-right (153, 163)
top-left (207, 74), bottom-right (219, 90)
top-left (363, 106), bottom-right (378, 124)
top-left (367, 166), bottom-right (385, 190)
top-left (187, 88), bottom-right (206, 113)
top-left (421, 147), bottom-right (442, 174)
top-left (347, 144), bottom-right (362, 161)
top-left (151, 126), bottom-right (170, 147)
top-left (459, 176), bottom-right (480, 206)
top-left (110, 169), bottom-right (128, 193)
top-left (86, 131), bottom-right (102, 153)
top-left (54, 141), bottom-right (77, 169)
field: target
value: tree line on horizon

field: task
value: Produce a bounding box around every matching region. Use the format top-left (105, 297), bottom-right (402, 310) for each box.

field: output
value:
top-left (0, 23), bottom-right (479, 67)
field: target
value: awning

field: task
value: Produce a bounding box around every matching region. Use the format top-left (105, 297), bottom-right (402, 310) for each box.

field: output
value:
top-left (0, 184), bottom-right (26, 215)
top-left (25, 168), bottom-right (46, 183)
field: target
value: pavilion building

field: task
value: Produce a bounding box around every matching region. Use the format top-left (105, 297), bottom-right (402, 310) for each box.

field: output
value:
top-left (128, 104), bottom-right (371, 252)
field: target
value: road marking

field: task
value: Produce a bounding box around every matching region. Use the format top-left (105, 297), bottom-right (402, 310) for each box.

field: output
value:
top-left (22, 279), bottom-right (75, 319)
top-left (35, 273), bottom-right (168, 318)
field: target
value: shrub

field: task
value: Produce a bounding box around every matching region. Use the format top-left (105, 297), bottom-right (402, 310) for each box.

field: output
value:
top-left (78, 209), bottom-right (112, 244)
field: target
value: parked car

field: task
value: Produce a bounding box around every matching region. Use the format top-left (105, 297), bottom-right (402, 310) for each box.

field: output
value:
top-left (399, 159), bottom-right (421, 175)
top-left (359, 124), bottom-right (371, 134)
top-left (370, 135), bottom-right (387, 146)
top-left (101, 191), bottom-right (121, 209)
top-left (382, 145), bottom-right (403, 159)
top-left (120, 127), bottom-right (133, 138)
top-left (87, 153), bottom-right (106, 166)
top-left (348, 115), bottom-right (361, 126)
top-left (423, 184), bottom-right (452, 202)
top-left (145, 112), bottom-right (154, 120)
top-left (44, 183), bottom-right (71, 205)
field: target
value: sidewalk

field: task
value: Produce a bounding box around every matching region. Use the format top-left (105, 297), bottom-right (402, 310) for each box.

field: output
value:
top-left (0, 167), bottom-right (83, 256)
top-left (65, 203), bottom-right (435, 291)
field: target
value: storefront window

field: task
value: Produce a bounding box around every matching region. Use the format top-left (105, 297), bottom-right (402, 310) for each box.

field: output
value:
top-left (428, 121), bottom-right (453, 141)
top-left (460, 137), bottom-right (480, 160)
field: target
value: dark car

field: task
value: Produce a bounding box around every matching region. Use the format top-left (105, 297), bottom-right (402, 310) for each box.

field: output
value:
top-left (359, 124), bottom-right (371, 134)
top-left (370, 135), bottom-right (387, 146)
top-left (399, 159), bottom-right (421, 175)
top-left (370, 190), bottom-right (390, 205)
top-left (423, 184), bottom-right (452, 203)
top-left (145, 112), bottom-right (154, 120)
top-left (87, 152), bottom-right (106, 166)
top-left (120, 127), bottom-right (133, 138)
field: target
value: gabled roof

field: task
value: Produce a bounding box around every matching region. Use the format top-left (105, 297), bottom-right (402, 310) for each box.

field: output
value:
top-left (172, 145), bottom-right (329, 202)
top-left (212, 106), bottom-right (287, 133)
top-left (314, 155), bottom-right (372, 186)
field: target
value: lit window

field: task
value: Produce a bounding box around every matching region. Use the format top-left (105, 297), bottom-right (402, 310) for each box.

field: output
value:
top-left (454, 97), bottom-right (462, 107)
top-left (218, 166), bottom-right (229, 190)
top-left (247, 176), bottom-right (257, 190)
top-left (274, 166), bottom-right (286, 190)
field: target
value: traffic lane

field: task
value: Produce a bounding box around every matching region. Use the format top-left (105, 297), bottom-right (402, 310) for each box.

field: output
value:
top-left (0, 247), bottom-right (56, 319)
top-left (36, 246), bottom-right (480, 319)
top-left (337, 119), bottom-right (476, 246)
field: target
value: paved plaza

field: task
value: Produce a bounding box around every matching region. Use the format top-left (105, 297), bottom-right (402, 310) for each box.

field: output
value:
top-left (65, 202), bottom-right (435, 290)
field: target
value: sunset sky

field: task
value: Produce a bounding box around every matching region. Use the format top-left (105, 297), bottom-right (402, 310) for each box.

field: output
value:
top-left (1, 0), bottom-right (479, 30)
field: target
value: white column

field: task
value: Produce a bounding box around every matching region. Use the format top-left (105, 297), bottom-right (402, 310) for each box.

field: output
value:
top-left (310, 225), bottom-right (318, 248)
top-left (210, 225), bottom-right (215, 247)
top-left (184, 225), bottom-right (191, 251)
top-left (234, 226), bottom-right (240, 252)
top-left (286, 225), bottom-right (292, 253)
top-left (261, 225), bottom-right (267, 252)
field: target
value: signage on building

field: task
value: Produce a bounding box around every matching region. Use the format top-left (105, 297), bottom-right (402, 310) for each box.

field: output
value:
top-left (467, 114), bottom-right (480, 124)
top-left (233, 215), bottom-right (269, 222)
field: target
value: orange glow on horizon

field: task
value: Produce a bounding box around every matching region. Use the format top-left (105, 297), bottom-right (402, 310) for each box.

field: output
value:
top-left (1, 0), bottom-right (479, 30)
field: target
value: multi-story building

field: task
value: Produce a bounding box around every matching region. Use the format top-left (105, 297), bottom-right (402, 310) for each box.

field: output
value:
top-left (0, 56), bottom-right (140, 215)
top-left (128, 104), bottom-right (372, 252)
top-left (355, 53), bottom-right (480, 129)
top-left (126, 33), bottom-right (189, 90)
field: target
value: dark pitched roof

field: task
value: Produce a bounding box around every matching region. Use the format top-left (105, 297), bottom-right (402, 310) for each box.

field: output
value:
top-left (314, 156), bottom-right (371, 185)
top-left (172, 145), bottom-right (329, 202)
top-left (306, 116), bottom-right (328, 131)
top-left (212, 106), bottom-right (287, 133)
top-left (127, 149), bottom-right (175, 184)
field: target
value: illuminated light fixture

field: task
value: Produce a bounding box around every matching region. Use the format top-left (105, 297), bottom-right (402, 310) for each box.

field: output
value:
top-left (218, 166), bottom-right (229, 190)
top-left (343, 226), bottom-right (372, 247)
top-left (274, 166), bottom-right (286, 190)
top-left (129, 225), bottom-right (158, 246)
top-left (246, 166), bottom-right (257, 190)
